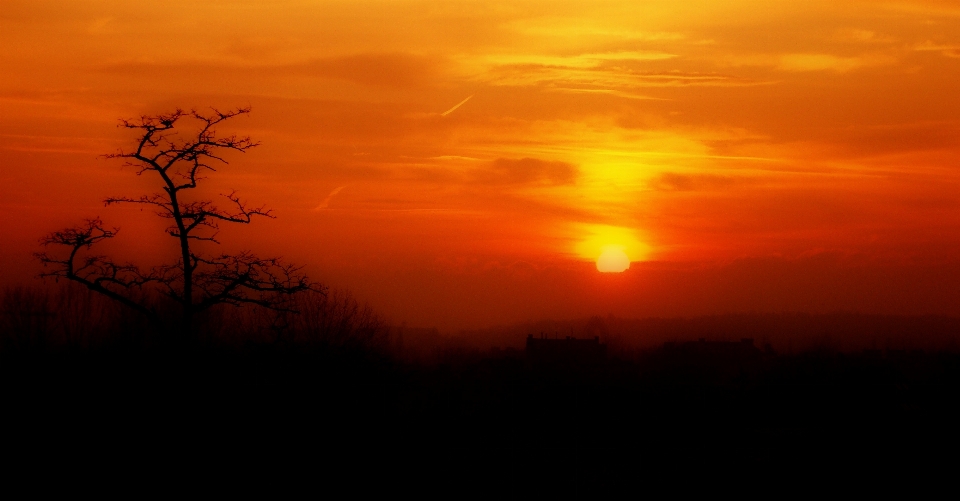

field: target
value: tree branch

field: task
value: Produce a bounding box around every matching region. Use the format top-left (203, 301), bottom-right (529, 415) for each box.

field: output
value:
top-left (192, 252), bottom-right (321, 313)
top-left (35, 218), bottom-right (158, 322)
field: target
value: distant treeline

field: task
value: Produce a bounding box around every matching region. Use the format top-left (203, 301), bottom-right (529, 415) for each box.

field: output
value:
top-left (4, 283), bottom-right (959, 362)
top-left (407, 313), bottom-right (960, 361)
top-left (0, 283), bottom-right (392, 355)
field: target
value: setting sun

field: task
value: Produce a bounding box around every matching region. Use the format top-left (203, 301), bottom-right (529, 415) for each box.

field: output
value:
top-left (597, 246), bottom-right (630, 273)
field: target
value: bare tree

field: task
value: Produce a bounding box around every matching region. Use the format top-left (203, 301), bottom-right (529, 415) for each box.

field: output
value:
top-left (36, 107), bottom-right (320, 333)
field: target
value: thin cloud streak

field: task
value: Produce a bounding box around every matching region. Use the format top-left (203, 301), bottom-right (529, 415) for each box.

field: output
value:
top-left (440, 95), bottom-right (474, 117)
top-left (314, 186), bottom-right (346, 210)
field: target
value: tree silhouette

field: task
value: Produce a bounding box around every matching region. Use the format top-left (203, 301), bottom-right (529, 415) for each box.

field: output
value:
top-left (36, 107), bottom-right (319, 332)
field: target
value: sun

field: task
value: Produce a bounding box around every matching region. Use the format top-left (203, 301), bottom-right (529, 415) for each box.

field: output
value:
top-left (597, 246), bottom-right (630, 273)
top-left (572, 224), bottom-right (650, 272)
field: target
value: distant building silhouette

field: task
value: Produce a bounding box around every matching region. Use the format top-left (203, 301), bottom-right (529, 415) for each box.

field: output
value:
top-left (526, 334), bottom-right (606, 365)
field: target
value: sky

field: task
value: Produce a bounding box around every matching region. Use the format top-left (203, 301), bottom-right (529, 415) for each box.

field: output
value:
top-left (2, 0), bottom-right (960, 330)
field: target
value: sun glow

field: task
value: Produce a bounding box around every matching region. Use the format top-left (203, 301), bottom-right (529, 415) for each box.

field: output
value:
top-left (574, 224), bottom-right (650, 271)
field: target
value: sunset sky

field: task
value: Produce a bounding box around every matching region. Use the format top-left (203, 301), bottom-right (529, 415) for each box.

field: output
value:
top-left (3, 1), bottom-right (960, 330)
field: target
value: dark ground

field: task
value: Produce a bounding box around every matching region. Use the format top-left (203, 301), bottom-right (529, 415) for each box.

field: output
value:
top-left (3, 337), bottom-right (959, 490)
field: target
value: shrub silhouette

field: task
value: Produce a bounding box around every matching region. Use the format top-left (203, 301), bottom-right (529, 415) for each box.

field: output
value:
top-left (0, 286), bottom-right (54, 352)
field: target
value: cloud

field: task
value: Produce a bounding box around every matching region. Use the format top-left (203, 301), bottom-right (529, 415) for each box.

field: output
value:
top-left (914, 40), bottom-right (960, 58)
top-left (0, 133), bottom-right (107, 154)
top-left (471, 47), bottom-right (773, 92)
top-left (831, 29), bottom-right (896, 44)
top-left (884, 1), bottom-right (960, 18)
top-left (314, 186), bottom-right (346, 210)
top-left (293, 53), bottom-right (442, 87)
top-left (826, 121), bottom-right (960, 157)
top-left (546, 87), bottom-right (665, 100)
top-left (722, 51), bottom-right (897, 73)
top-left (651, 173), bottom-right (739, 192)
top-left (777, 53), bottom-right (895, 72)
top-left (480, 51), bottom-right (676, 70)
top-left (98, 52), bottom-right (444, 88)
top-left (631, 71), bottom-right (766, 87)
top-left (473, 158), bottom-right (577, 186)
top-left (485, 63), bottom-right (767, 89)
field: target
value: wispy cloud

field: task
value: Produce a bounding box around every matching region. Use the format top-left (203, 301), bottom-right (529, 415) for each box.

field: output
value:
top-left (480, 51), bottom-right (677, 69)
top-left (472, 157), bottom-right (577, 186)
top-left (914, 40), bottom-right (960, 58)
top-left (314, 186), bottom-right (346, 210)
top-left (777, 52), bottom-right (896, 72)
top-left (484, 64), bottom-right (768, 89)
top-left (99, 52), bottom-right (445, 88)
top-left (831, 29), bottom-right (896, 44)
top-left (720, 50), bottom-right (898, 73)
top-left (650, 172), bottom-right (741, 192)
top-left (546, 87), bottom-right (666, 100)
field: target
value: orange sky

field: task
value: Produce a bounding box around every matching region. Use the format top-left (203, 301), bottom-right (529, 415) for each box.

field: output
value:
top-left (3, 1), bottom-right (960, 329)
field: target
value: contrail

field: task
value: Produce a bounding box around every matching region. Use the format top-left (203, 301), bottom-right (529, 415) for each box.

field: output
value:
top-left (440, 94), bottom-right (473, 117)
top-left (314, 185), bottom-right (346, 210)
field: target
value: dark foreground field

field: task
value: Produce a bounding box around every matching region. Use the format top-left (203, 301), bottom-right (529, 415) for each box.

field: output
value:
top-left (3, 288), bottom-right (959, 488)
top-left (5, 339), bottom-right (960, 476)
top-left (5, 350), bottom-right (960, 493)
